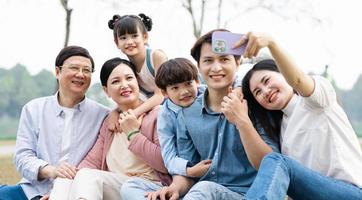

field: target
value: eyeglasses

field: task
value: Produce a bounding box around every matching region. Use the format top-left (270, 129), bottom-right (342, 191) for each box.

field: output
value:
top-left (59, 65), bottom-right (94, 75)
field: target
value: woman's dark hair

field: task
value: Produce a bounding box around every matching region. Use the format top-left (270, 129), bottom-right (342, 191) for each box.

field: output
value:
top-left (242, 59), bottom-right (283, 143)
top-left (155, 58), bottom-right (199, 90)
top-left (108, 13), bottom-right (152, 45)
top-left (100, 57), bottom-right (136, 86)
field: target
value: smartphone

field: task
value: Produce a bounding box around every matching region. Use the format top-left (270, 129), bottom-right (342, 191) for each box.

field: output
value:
top-left (212, 31), bottom-right (247, 55)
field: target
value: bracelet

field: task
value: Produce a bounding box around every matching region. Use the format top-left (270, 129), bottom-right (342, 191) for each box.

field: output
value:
top-left (127, 129), bottom-right (140, 141)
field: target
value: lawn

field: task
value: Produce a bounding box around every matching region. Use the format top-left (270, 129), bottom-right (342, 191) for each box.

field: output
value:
top-left (0, 139), bottom-right (361, 186)
top-left (0, 155), bottom-right (21, 185)
top-left (0, 140), bottom-right (20, 185)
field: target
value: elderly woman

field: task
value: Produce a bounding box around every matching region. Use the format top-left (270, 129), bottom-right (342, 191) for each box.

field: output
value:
top-left (49, 58), bottom-right (171, 200)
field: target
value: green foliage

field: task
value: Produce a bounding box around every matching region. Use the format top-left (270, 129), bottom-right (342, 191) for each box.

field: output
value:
top-left (340, 75), bottom-right (362, 124)
top-left (86, 83), bottom-right (114, 107)
top-left (0, 117), bottom-right (18, 139)
top-left (34, 69), bottom-right (57, 96)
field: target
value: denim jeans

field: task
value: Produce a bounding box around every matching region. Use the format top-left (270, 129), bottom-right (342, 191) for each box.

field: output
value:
top-left (120, 177), bottom-right (163, 200)
top-left (183, 181), bottom-right (246, 200)
top-left (0, 185), bottom-right (27, 200)
top-left (246, 152), bottom-right (362, 200)
top-left (121, 178), bottom-right (245, 200)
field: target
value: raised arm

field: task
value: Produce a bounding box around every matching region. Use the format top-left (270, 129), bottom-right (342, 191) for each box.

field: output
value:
top-left (133, 50), bottom-right (167, 117)
top-left (237, 32), bottom-right (315, 97)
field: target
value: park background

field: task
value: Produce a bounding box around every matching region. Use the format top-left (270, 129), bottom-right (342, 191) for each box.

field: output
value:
top-left (1, 0), bottom-right (362, 184)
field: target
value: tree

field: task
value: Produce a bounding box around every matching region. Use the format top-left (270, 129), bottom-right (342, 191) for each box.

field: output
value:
top-left (181, 0), bottom-right (206, 38)
top-left (60, 0), bottom-right (73, 47)
top-left (86, 83), bottom-right (113, 107)
top-left (179, 0), bottom-right (323, 39)
top-left (33, 69), bottom-right (57, 96)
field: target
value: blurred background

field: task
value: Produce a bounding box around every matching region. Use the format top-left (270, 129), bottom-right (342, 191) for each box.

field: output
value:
top-left (1, 0), bottom-right (362, 184)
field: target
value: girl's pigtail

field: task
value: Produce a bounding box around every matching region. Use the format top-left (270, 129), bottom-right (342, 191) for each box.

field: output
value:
top-left (108, 14), bottom-right (121, 30)
top-left (138, 13), bottom-right (153, 31)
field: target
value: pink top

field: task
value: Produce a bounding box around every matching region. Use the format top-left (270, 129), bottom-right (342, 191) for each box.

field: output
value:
top-left (78, 106), bottom-right (172, 185)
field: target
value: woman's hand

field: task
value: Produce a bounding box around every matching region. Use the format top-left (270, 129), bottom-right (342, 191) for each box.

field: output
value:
top-left (119, 109), bottom-right (142, 135)
top-left (233, 32), bottom-right (275, 59)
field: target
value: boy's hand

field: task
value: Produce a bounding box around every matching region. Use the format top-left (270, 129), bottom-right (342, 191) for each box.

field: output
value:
top-left (186, 159), bottom-right (212, 177)
top-left (106, 109), bottom-right (121, 132)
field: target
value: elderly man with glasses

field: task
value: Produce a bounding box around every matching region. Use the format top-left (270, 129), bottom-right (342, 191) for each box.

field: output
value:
top-left (0, 46), bottom-right (109, 200)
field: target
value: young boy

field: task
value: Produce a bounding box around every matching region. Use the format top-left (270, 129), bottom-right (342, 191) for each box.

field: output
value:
top-left (119, 58), bottom-right (211, 199)
top-left (155, 58), bottom-right (211, 178)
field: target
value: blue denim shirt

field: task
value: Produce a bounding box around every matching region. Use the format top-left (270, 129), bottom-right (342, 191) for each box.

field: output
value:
top-left (14, 93), bottom-right (109, 199)
top-left (157, 99), bottom-right (188, 176)
top-left (177, 90), bottom-right (279, 194)
top-left (157, 86), bottom-right (207, 176)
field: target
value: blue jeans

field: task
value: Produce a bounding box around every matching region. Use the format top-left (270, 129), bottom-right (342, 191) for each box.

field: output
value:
top-left (245, 152), bottom-right (362, 200)
top-left (183, 181), bottom-right (245, 200)
top-left (0, 185), bottom-right (27, 200)
top-left (121, 177), bottom-right (245, 200)
top-left (120, 177), bottom-right (163, 200)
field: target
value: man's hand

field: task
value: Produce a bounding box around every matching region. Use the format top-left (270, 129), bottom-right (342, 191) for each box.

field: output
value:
top-left (38, 162), bottom-right (77, 180)
top-left (221, 91), bottom-right (252, 130)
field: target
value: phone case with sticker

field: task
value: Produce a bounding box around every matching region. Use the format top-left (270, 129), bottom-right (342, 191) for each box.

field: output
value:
top-left (212, 31), bottom-right (247, 55)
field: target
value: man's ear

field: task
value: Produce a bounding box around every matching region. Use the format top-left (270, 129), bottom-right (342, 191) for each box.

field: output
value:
top-left (55, 67), bottom-right (61, 79)
top-left (235, 57), bottom-right (241, 67)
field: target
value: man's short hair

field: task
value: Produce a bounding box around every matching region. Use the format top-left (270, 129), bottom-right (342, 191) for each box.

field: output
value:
top-left (55, 46), bottom-right (95, 70)
top-left (190, 29), bottom-right (241, 64)
top-left (155, 58), bottom-right (199, 90)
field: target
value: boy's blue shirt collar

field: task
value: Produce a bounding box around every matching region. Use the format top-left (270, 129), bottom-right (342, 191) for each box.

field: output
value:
top-left (165, 98), bottom-right (182, 114)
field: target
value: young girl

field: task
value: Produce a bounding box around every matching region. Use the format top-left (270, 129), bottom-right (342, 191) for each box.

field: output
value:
top-left (232, 32), bottom-right (362, 199)
top-left (108, 13), bottom-right (166, 117)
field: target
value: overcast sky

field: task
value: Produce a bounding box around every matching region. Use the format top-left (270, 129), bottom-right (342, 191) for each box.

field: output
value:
top-left (1, 0), bottom-right (361, 89)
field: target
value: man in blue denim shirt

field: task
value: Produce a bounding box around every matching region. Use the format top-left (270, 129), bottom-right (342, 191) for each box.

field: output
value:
top-left (149, 29), bottom-right (279, 200)
top-left (0, 46), bottom-right (109, 200)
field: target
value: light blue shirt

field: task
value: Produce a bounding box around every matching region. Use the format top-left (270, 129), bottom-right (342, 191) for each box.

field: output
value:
top-left (157, 86), bottom-right (207, 176)
top-left (177, 90), bottom-right (279, 194)
top-left (157, 99), bottom-right (188, 176)
top-left (14, 93), bottom-right (109, 199)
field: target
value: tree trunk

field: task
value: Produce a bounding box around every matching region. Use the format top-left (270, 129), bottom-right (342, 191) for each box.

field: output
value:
top-left (64, 8), bottom-right (72, 47)
top-left (60, 0), bottom-right (73, 47)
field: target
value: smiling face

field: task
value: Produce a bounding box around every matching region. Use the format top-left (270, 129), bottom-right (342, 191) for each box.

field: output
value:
top-left (116, 27), bottom-right (148, 57)
top-left (104, 63), bottom-right (140, 110)
top-left (163, 80), bottom-right (198, 107)
top-left (198, 43), bottom-right (239, 92)
top-left (56, 56), bottom-right (92, 98)
top-left (249, 70), bottom-right (294, 110)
